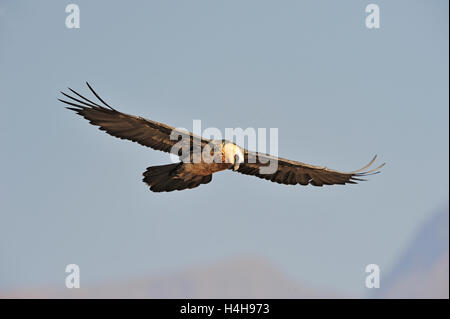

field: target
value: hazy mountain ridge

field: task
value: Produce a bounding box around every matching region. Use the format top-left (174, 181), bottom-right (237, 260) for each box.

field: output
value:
top-left (2, 255), bottom-right (344, 298)
top-left (2, 209), bottom-right (448, 299)
top-left (373, 207), bottom-right (449, 298)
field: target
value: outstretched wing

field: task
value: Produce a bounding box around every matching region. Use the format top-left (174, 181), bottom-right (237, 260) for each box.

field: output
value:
top-left (237, 151), bottom-right (385, 186)
top-left (59, 82), bottom-right (210, 155)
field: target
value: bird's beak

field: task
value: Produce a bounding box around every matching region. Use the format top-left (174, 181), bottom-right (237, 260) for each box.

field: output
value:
top-left (233, 154), bottom-right (240, 171)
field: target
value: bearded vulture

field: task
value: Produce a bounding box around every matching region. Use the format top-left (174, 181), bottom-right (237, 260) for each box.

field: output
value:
top-left (59, 83), bottom-right (385, 192)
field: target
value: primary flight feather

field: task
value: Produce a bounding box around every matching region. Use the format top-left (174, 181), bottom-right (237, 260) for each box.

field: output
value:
top-left (60, 83), bottom-right (385, 192)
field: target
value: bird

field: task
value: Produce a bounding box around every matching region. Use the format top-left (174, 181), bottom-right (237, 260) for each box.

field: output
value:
top-left (59, 82), bottom-right (385, 192)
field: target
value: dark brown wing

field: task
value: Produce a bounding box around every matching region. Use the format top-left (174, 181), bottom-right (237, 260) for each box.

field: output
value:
top-left (59, 82), bottom-right (210, 155)
top-left (237, 151), bottom-right (385, 186)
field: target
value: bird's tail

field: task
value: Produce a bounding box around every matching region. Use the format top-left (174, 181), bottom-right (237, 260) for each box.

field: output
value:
top-left (142, 163), bottom-right (212, 192)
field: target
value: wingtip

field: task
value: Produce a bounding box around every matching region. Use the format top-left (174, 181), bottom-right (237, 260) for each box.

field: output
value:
top-left (351, 155), bottom-right (386, 180)
top-left (353, 154), bottom-right (378, 173)
top-left (85, 81), bottom-right (116, 110)
top-left (85, 81), bottom-right (93, 92)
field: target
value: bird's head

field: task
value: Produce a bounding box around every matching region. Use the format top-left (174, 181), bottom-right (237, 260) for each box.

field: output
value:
top-left (223, 142), bottom-right (244, 171)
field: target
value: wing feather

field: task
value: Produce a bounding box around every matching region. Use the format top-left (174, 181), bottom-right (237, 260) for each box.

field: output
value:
top-left (236, 150), bottom-right (385, 187)
top-left (60, 82), bottom-right (211, 154)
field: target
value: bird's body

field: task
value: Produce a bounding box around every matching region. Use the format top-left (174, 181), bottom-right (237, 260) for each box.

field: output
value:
top-left (60, 83), bottom-right (385, 192)
top-left (141, 140), bottom-right (245, 192)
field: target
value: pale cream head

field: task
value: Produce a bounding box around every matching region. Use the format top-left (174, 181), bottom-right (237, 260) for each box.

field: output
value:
top-left (223, 143), bottom-right (244, 170)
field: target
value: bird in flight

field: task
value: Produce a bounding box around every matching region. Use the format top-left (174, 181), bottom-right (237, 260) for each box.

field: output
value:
top-left (60, 83), bottom-right (385, 192)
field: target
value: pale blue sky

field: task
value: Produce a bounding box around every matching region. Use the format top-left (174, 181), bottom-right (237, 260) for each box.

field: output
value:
top-left (0, 0), bottom-right (448, 295)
